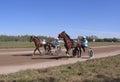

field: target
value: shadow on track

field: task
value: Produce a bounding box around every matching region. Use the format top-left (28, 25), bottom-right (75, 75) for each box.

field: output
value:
top-left (32, 56), bottom-right (73, 60)
top-left (12, 54), bottom-right (33, 56)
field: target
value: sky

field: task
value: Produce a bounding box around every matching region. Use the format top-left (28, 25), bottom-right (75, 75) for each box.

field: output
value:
top-left (0, 0), bottom-right (120, 38)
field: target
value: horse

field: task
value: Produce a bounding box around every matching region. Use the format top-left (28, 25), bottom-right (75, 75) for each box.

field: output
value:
top-left (30, 36), bottom-right (55, 56)
top-left (44, 41), bottom-right (55, 55)
top-left (58, 31), bottom-right (84, 57)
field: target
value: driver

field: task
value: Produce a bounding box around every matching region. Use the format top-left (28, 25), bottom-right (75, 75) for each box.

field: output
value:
top-left (81, 36), bottom-right (88, 48)
top-left (55, 39), bottom-right (60, 49)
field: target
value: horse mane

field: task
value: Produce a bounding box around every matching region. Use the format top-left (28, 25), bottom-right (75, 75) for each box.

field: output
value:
top-left (35, 36), bottom-right (39, 39)
top-left (63, 32), bottom-right (71, 40)
top-left (34, 36), bottom-right (40, 42)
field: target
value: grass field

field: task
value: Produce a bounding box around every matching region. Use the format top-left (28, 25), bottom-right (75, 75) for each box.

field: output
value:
top-left (0, 41), bottom-right (34, 48)
top-left (0, 54), bottom-right (120, 82)
top-left (89, 42), bottom-right (120, 47)
top-left (0, 41), bottom-right (120, 49)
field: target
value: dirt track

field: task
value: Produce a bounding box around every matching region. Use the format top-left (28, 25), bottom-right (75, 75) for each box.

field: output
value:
top-left (0, 45), bottom-right (120, 74)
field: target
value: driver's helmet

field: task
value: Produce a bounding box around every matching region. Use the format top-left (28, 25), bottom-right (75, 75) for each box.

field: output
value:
top-left (42, 39), bottom-right (46, 44)
top-left (83, 36), bottom-right (86, 39)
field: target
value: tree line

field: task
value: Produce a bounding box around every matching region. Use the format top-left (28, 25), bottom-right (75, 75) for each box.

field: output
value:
top-left (0, 35), bottom-right (120, 42)
top-left (78, 35), bottom-right (120, 42)
top-left (0, 35), bottom-right (55, 42)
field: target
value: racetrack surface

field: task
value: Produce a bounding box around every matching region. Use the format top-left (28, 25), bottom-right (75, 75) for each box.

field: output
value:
top-left (0, 45), bottom-right (120, 74)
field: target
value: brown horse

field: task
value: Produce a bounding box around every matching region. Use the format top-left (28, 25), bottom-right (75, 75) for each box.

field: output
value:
top-left (44, 41), bottom-right (55, 55)
top-left (58, 31), bottom-right (84, 57)
top-left (30, 36), bottom-right (55, 56)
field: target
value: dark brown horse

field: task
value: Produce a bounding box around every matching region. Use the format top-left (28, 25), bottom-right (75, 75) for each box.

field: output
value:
top-left (58, 31), bottom-right (84, 57)
top-left (44, 41), bottom-right (55, 55)
top-left (30, 36), bottom-right (55, 56)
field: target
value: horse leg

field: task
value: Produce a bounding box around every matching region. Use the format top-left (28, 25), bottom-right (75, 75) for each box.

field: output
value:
top-left (65, 46), bottom-right (70, 57)
top-left (81, 45), bottom-right (85, 52)
top-left (80, 48), bottom-right (82, 57)
top-left (48, 46), bottom-right (52, 55)
top-left (37, 48), bottom-right (41, 55)
top-left (78, 47), bottom-right (82, 58)
top-left (72, 48), bottom-right (76, 57)
top-left (44, 45), bottom-right (46, 55)
top-left (33, 48), bottom-right (37, 56)
top-left (66, 50), bottom-right (70, 57)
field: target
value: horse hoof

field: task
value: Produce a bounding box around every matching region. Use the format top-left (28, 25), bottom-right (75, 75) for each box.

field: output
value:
top-left (66, 53), bottom-right (70, 57)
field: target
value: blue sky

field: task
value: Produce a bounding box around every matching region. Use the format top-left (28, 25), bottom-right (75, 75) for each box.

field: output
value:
top-left (0, 0), bottom-right (120, 38)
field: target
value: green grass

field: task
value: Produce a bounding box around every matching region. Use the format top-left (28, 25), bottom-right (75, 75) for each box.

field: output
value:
top-left (89, 42), bottom-right (120, 47)
top-left (0, 41), bottom-right (34, 48)
top-left (0, 54), bottom-right (120, 82)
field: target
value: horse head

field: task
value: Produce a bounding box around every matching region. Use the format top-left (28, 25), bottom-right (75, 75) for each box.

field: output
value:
top-left (58, 31), bottom-right (66, 39)
top-left (58, 31), bottom-right (71, 40)
top-left (30, 35), bottom-right (35, 42)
